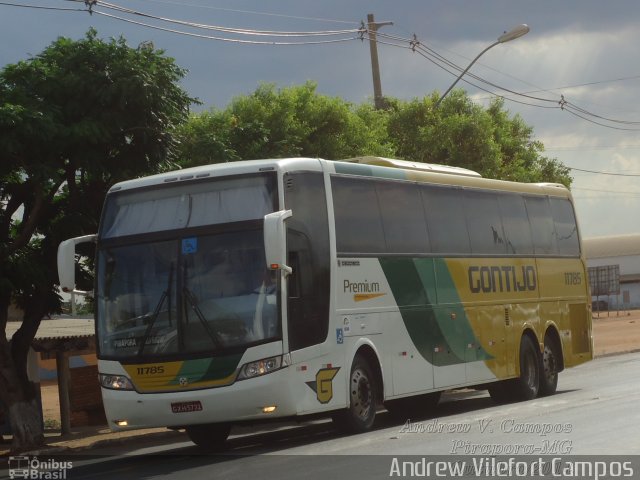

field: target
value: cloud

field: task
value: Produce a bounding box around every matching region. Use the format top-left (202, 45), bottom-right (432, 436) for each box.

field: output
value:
top-left (3, 0), bottom-right (640, 237)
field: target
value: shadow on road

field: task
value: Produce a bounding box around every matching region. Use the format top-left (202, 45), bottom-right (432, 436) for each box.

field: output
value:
top-left (63, 387), bottom-right (584, 479)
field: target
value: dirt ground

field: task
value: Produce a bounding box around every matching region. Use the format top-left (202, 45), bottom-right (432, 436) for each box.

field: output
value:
top-left (38, 310), bottom-right (640, 424)
top-left (591, 309), bottom-right (640, 356)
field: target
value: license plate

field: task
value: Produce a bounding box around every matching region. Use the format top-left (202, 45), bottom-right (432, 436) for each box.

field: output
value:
top-left (171, 401), bottom-right (203, 413)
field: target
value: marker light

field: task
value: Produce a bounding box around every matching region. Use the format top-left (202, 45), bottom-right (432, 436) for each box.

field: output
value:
top-left (262, 406), bottom-right (277, 414)
top-left (114, 420), bottom-right (129, 427)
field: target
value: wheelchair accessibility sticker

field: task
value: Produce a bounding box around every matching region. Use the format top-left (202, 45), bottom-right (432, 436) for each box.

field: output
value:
top-left (181, 237), bottom-right (198, 255)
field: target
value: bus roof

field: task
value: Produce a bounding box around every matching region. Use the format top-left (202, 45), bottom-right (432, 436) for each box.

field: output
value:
top-left (107, 157), bottom-right (572, 200)
top-left (107, 158), bottom-right (324, 193)
top-left (330, 159), bottom-right (572, 199)
top-left (344, 156), bottom-right (482, 177)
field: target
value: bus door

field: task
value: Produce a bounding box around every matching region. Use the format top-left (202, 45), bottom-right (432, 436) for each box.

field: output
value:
top-left (283, 172), bottom-right (337, 413)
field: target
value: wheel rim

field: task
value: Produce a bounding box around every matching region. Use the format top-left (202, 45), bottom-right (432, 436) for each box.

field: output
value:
top-left (542, 344), bottom-right (557, 383)
top-left (524, 349), bottom-right (538, 391)
top-left (350, 368), bottom-right (372, 421)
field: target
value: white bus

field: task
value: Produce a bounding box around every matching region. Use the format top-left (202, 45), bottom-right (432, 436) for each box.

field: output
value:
top-left (58, 156), bottom-right (592, 449)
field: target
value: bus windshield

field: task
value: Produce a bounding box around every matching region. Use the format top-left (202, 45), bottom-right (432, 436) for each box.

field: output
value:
top-left (96, 174), bottom-right (280, 359)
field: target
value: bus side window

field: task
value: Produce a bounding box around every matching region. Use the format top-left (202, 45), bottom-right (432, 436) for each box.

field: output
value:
top-left (421, 185), bottom-right (471, 255)
top-left (550, 197), bottom-right (580, 256)
top-left (525, 196), bottom-right (558, 255)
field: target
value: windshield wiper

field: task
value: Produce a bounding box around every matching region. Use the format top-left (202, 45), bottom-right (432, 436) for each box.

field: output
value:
top-left (137, 263), bottom-right (174, 356)
top-left (183, 287), bottom-right (224, 349)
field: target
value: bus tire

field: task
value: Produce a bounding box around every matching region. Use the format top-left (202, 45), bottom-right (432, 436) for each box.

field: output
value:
top-left (185, 423), bottom-right (231, 451)
top-left (513, 334), bottom-right (540, 401)
top-left (334, 355), bottom-right (377, 433)
top-left (488, 381), bottom-right (513, 404)
top-left (539, 334), bottom-right (560, 396)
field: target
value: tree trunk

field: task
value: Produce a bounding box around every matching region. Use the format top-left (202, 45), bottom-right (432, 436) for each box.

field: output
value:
top-left (0, 335), bottom-right (45, 452)
top-left (7, 397), bottom-right (43, 452)
top-left (0, 286), bottom-right (47, 452)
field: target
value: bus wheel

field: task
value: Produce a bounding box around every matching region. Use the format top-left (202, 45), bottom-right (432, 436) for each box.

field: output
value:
top-left (488, 381), bottom-right (513, 404)
top-left (185, 423), bottom-right (231, 451)
top-left (513, 335), bottom-right (540, 400)
top-left (335, 355), bottom-right (377, 433)
top-left (539, 334), bottom-right (560, 396)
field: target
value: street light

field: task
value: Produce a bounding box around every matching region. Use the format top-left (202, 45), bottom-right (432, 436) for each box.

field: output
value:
top-left (434, 24), bottom-right (530, 107)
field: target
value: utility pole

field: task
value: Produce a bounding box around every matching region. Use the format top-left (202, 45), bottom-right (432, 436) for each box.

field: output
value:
top-left (367, 13), bottom-right (393, 109)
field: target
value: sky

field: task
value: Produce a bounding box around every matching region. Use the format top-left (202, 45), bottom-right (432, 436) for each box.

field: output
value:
top-left (2, 0), bottom-right (640, 240)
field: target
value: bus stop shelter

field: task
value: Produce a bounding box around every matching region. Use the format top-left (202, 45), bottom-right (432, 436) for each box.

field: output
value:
top-left (4, 317), bottom-right (95, 435)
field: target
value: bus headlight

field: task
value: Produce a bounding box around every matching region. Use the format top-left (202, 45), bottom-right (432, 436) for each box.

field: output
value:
top-left (237, 354), bottom-right (290, 380)
top-left (99, 373), bottom-right (134, 391)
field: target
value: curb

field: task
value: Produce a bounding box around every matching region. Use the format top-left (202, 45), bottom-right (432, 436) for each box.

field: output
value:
top-left (594, 347), bottom-right (640, 359)
top-left (81, 429), bottom-right (183, 451)
top-left (1, 429), bottom-right (184, 457)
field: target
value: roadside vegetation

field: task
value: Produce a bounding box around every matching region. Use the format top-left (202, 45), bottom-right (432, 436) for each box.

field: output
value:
top-left (1, 30), bottom-right (569, 452)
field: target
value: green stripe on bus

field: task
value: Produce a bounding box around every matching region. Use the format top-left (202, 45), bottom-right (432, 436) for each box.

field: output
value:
top-left (201, 353), bottom-right (243, 381)
top-left (379, 257), bottom-right (461, 366)
top-left (379, 257), bottom-right (491, 366)
top-left (432, 258), bottom-right (492, 362)
top-left (171, 353), bottom-right (243, 384)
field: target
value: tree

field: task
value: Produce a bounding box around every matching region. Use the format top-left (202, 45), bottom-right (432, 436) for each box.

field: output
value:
top-left (0, 29), bottom-right (193, 452)
top-left (177, 85), bottom-right (570, 186)
top-left (386, 90), bottom-right (572, 185)
top-left (175, 82), bottom-right (393, 168)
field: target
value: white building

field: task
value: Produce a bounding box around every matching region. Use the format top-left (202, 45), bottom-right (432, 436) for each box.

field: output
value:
top-left (583, 234), bottom-right (640, 310)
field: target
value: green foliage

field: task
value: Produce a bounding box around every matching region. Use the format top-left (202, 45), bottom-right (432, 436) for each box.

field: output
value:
top-left (176, 110), bottom-right (240, 164)
top-left (0, 32), bottom-right (571, 447)
top-left (383, 91), bottom-right (571, 186)
top-left (176, 82), bottom-right (394, 168)
top-left (43, 418), bottom-right (61, 431)
top-left (0, 29), bottom-right (194, 314)
top-left (1, 29), bottom-right (194, 448)
top-left (176, 85), bottom-right (571, 187)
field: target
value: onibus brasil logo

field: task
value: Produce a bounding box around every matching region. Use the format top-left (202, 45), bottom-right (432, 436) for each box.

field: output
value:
top-left (8, 456), bottom-right (73, 479)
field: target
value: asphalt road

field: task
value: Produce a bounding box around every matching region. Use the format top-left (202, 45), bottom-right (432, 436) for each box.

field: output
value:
top-left (3, 352), bottom-right (640, 479)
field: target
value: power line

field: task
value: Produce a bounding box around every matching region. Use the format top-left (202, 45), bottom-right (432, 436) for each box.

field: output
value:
top-left (92, 10), bottom-right (361, 45)
top-left (568, 167), bottom-right (640, 177)
top-left (546, 144), bottom-right (640, 151)
top-left (573, 194), bottom-right (640, 200)
top-left (96, 0), bottom-right (362, 37)
top-left (476, 75), bottom-right (640, 101)
top-left (561, 106), bottom-right (640, 131)
top-left (563, 98), bottom-right (640, 126)
top-left (6, 0), bottom-right (640, 133)
top-left (371, 33), bottom-right (555, 111)
top-left (376, 31), bottom-right (564, 108)
top-left (573, 187), bottom-right (640, 195)
top-left (373, 30), bottom-right (640, 131)
top-left (0, 0), bottom-right (84, 11)
top-left (134, 0), bottom-right (357, 25)
top-left (429, 34), bottom-right (640, 118)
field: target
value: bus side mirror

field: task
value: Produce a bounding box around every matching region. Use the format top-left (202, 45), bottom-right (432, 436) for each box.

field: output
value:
top-left (57, 234), bottom-right (97, 294)
top-left (264, 210), bottom-right (293, 275)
